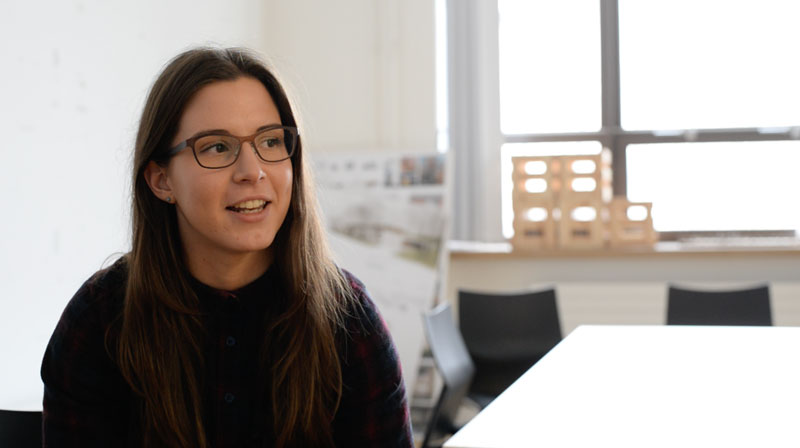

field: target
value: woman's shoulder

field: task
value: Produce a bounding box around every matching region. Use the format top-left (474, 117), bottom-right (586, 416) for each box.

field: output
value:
top-left (340, 269), bottom-right (368, 305)
top-left (88, 255), bottom-right (129, 291)
top-left (336, 268), bottom-right (399, 357)
top-left (59, 256), bottom-right (129, 330)
top-left (333, 269), bottom-right (414, 445)
top-left (339, 269), bottom-right (383, 332)
top-left (42, 257), bottom-right (133, 440)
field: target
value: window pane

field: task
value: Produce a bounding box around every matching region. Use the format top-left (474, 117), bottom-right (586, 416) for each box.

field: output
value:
top-left (498, 0), bottom-right (601, 134)
top-left (502, 141), bottom-right (603, 238)
top-left (620, 0), bottom-right (800, 130)
top-left (627, 141), bottom-right (800, 232)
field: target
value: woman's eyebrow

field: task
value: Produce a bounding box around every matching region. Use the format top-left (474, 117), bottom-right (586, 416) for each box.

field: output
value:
top-left (255, 123), bottom-right (284, 133)
top-left (191, 124), bottom-right (283, 138)
top-left (190, 128), bottom-right (230, 138)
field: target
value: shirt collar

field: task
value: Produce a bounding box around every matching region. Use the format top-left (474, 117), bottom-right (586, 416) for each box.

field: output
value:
top-left (188, 264), bottom-right (280, 304)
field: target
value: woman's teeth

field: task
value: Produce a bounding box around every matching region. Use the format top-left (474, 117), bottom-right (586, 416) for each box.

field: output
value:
top-left (227, 199), bottom-right (267, 213)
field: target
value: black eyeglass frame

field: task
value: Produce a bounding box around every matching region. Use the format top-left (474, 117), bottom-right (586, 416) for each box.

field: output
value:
top-left (166, 125), bottom-right (299, 169)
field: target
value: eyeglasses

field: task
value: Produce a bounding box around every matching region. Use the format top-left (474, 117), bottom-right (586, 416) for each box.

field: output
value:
top-left (167, 125), bottom-right (298, 169)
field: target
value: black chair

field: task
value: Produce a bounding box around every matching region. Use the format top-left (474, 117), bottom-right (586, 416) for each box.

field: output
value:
top-left (421, 303), bottom-right (476, 448)
top-left (458, 288), bottom-right (562, 406)
top-left (0, 409), bottom-right (42, 447)
top-left (667, 284), bottom-right (772, 326)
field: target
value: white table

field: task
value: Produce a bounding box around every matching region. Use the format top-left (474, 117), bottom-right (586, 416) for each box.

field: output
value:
top-left (444, 325), bottom-right (800, 448)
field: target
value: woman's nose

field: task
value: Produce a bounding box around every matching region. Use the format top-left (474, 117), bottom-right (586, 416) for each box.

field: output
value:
top-left (232, 142), bottom-right (266, 183)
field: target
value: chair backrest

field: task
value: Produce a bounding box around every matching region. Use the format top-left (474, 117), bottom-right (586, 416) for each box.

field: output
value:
top-left (459, 289), bottom-right (562, 362)
top-left (422, 303), bottom-right (475, 448)
top-left (0, 409), bottom-right (42, 447)
top-left (667, 284), bottom-right (772, 326)
top-left (458, 288), bottom-right (562, 399)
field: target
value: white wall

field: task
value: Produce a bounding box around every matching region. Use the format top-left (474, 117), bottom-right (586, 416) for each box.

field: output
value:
top-left (0, 0), bottom-right (274, 410)
top-left (260, 0), bottom-right (437, 154)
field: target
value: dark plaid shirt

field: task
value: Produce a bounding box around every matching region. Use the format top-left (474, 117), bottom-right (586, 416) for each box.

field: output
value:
top-left (41, 258), bottom-right (413, 447)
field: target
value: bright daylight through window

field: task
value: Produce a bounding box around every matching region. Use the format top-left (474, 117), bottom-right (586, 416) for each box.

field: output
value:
top-left (499, 0), bottom-right (800, 239)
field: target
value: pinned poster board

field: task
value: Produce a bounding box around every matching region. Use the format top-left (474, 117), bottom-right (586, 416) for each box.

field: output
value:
top-left (313, 152), bottom-right (447, 396)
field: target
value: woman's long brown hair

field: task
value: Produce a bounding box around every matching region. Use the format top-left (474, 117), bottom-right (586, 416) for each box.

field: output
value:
top-left (118, 47), bottom-right (353, 447)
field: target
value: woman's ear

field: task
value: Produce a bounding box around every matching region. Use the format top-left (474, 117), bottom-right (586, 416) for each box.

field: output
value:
top-left (144, 161), bottom-right (174, 203)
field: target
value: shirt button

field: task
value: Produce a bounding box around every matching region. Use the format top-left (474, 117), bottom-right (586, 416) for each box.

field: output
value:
top-left (226, 336), bottom-right (236, 347)
top-left (224, 393), bottom-right (235, 404)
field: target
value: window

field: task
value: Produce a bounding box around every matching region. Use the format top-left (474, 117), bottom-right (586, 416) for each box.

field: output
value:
top-left (498, 0), bottom-right (800, 238)
top-left (619, 0), bottom-right (800, 131)
top-left (627, 141), bottom-right (800, 232)
top-left (499, 1), bottom-right (601, 134)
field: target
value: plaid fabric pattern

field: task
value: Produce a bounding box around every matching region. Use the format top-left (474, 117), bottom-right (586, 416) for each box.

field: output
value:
top-left (41, 259), bottom-right (413, 447)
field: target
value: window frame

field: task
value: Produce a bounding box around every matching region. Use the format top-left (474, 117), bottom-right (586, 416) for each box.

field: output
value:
top-left (500, 0), bottom-right (799, 237)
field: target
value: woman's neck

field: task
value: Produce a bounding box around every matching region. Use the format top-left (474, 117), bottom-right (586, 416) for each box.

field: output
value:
top-left (185, 247), bottom-right (273, 291)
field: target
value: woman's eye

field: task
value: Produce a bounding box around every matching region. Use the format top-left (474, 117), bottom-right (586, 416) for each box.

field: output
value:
top-left (260, 137), bottom-right (282, 148)
top-left (200, 141), bottom-right (231, 154)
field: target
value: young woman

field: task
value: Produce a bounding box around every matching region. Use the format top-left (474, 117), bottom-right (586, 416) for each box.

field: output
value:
top-left (41, 47), bottom-right (413, 447)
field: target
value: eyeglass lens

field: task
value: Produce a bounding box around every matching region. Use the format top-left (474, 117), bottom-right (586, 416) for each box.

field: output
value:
top-left (194, 127), bottom-right (294, 168)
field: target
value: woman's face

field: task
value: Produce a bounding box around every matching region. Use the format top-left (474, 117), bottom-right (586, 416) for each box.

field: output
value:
top-left (150, 76), bottom-right (293, 262)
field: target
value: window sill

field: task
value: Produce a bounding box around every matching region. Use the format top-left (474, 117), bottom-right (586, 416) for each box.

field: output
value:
top-left (448, 239), bottom-right (800, 259)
